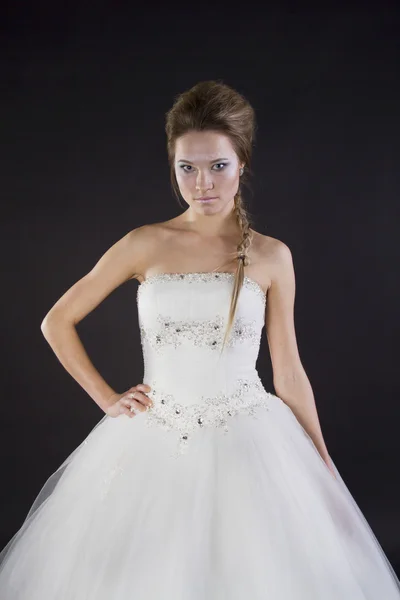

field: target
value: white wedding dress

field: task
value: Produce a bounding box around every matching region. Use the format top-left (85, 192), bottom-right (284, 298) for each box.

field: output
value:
top-left (0, 271), bottom-right (399, 599)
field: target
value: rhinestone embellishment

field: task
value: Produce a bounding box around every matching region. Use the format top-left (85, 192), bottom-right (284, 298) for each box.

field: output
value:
top-left (137, 271), bottom-right (266, 304)
top-left (144, 377), bottom-right (272, 457)
top-left (140, 313), bottom-right (259, 352)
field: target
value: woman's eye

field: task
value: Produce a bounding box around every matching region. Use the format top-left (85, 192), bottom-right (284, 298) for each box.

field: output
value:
top-left (181, 163), bottom-right (227, 173)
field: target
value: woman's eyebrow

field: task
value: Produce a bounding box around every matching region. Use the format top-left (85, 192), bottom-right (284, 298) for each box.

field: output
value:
top-left (177, 158), bottom-right (229, 164)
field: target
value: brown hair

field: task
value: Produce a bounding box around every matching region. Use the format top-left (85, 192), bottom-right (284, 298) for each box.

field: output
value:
top-left (165, 79), bottom-right (257, 354)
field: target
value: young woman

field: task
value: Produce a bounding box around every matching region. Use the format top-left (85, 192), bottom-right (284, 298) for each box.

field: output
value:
top-left (1, 80), bottom-right (399, 599)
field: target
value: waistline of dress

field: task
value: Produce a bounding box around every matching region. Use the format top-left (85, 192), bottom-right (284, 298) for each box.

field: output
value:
top-left (142, 375), bottom-right (275, 457)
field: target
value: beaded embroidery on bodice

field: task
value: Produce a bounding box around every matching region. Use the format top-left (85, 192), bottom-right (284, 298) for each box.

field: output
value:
top-left (136, 272), bottom-right (273, 455)
top-left (137, 272), bottom-right (266, 373)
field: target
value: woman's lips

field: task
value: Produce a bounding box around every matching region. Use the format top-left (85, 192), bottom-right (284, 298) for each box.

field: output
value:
top-left (196, 197), bottom-right (218, 203)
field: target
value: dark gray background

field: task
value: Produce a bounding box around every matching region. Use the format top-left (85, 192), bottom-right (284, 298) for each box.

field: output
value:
top-left (1, 2), bottom-right (399, 574)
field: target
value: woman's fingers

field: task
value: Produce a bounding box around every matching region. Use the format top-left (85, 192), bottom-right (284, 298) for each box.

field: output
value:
top-left (122, 393), bottom-right (151, 412)
top-left (120, 404), bottom-right (136, 418)
top-left (128, 397), bottom-right (147, 412)
top-left (112, 384), bottom-right (153, 419)
top-left (135, 383), bottom-right (152, 393)
top-left (126, 388), bottom-right (153, 409)
top-left (119, 398), bottom-right (144, 418)
top-left (129, 384), bottom-right (151, 395)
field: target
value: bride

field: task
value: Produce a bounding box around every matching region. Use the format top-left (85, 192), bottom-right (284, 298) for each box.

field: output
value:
top-left (0, 79), bottom-right (399, 599)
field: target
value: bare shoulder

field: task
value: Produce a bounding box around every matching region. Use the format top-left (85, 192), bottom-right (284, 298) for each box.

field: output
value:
top-left (127, 220), bottom-right (178, 245)
top-left (258, 232), bottom-right (292, 266)
top-left (249, 229), bottom-right (293, 292)
top-left (125, 220), bottom-right (176, 282)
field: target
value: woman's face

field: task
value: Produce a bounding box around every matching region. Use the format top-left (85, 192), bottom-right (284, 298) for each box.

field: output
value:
top-left (174, 130), bottom-right (244, 214)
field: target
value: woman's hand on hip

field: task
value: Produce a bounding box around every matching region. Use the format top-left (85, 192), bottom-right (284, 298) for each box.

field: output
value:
top-left (105, 384), bottom-right (153, 418)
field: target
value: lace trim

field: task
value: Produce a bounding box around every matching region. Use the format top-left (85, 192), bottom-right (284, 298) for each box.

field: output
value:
top-left (144, 376), bottom-right (272, 457)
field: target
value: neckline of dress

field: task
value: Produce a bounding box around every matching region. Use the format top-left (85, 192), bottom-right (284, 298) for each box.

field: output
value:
top-left (138, 271), bottom-right (267, 299)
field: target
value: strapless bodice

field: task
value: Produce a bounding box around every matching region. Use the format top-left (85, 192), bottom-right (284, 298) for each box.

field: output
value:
top-left (137, 271), bottom-right (266, 390)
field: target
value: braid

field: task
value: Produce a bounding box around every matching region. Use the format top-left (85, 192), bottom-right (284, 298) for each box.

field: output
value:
top-left (235, 193), bottom-right (253, 266)
top-left (219, 187), bottom-right (254, 355)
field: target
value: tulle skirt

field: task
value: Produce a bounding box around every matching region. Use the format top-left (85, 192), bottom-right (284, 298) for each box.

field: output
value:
top-left (0, 393), bottom-right (399, 599)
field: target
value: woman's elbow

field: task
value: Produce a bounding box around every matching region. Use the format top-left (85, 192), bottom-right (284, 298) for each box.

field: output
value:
top-left (40, 308), bottom-right (69, 335)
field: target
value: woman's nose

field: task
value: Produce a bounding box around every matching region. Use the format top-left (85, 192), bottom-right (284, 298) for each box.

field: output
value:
top-left (196, 171), bottom-right (214, 190)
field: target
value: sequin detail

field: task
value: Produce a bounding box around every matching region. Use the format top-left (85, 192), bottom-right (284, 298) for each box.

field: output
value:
top-left (145, 377), bottom-right (272, 457)
top-left (137, 271), bottom-right (266, 304)
top-left (140, 313), bottom-right (259, 351)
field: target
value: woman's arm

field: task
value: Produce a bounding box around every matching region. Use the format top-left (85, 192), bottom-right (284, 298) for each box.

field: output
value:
top-left (264, 240), bottom-right (330, 463)
top-left (41, 225), bottom-right (151, 413)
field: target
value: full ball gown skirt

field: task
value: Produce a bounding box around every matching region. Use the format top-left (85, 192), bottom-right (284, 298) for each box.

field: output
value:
top-left (0, 272), bottom-right (399, 599)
